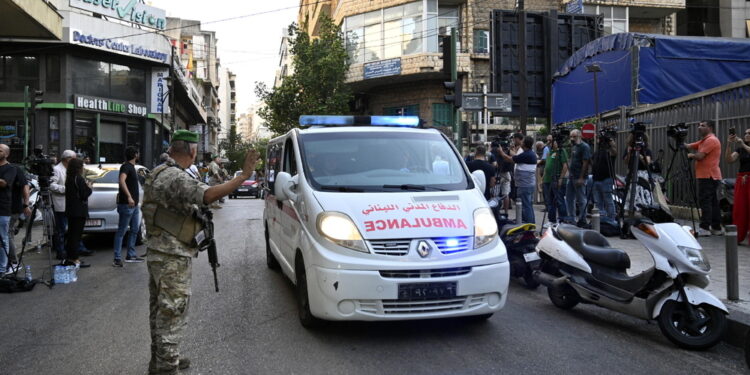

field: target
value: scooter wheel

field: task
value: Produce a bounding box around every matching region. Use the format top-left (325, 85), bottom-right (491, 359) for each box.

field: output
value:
top-left (548, 282), bottom-right (579, 310)
top-left (657, 301), bottom-right (727, 350)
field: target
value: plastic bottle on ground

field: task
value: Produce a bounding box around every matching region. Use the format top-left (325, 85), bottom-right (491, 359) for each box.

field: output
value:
top-left (24, 265), bottom-right (32, 281)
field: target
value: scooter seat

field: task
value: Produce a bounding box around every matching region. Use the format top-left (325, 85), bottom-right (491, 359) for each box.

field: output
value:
top-left (556, 225), bottom-right (631, 271)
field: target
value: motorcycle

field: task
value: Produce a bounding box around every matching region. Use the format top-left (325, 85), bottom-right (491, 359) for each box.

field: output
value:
top-left (488, 198), bottom-right (541, 289)
top-left (534, 219), bottom-right (727, 350)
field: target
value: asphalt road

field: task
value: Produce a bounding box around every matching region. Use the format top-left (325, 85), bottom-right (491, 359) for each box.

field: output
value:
top-left (0, 198), bottom-right (747, 375)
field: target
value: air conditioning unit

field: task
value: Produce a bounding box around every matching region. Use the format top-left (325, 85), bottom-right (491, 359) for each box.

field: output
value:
top-left (471, 134), bottom-right (486, 144)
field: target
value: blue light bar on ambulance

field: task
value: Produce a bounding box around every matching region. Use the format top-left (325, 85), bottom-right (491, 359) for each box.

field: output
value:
top-left (299, 115), bottom-right (420, 128)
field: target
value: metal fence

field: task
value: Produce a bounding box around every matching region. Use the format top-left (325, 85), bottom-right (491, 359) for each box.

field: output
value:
top-left (598, 78), bottom-right (750, 206)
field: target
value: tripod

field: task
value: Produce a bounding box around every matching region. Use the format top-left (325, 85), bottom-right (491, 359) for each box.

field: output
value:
top-left (13, 177), bottom-right (57, 288)
top-left (582, 139), bottom-right (618, 227)
top-left (664, 139), bottom-right (699, 232)
top-left (618, 132), bottom-right (658, 237)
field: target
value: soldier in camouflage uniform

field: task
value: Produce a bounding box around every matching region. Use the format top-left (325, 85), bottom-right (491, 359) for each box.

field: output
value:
top-left (144, 130), bottom-right (258, 374)
top-left (207, 155), bottom-right (223, 186)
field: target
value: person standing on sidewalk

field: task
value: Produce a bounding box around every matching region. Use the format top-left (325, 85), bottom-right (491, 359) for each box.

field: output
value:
top-left (498, 136), bottom-right (538, 224)
top-left (466, 145), bottom-right (496, 200)
top-left (63, 158), bottom-right (91, 269)
top-left (6, 162), bottom-right (31, 272)
top-left (113, 146), bottom-right (144, 267)
top-left (591, 137), bottom-right (618, 226)
top-left (143, 130), bottom-right (259, 373)
top-left (726, 128), bottom-right (750, 244)
top-left (542, 139), bottom-right (569, 225)
top-left (565, 130), bottom-right (592, 225)
top-left (686, 120), bottom-right (723, 236)
top-left (0, 144), bottom-right (26, 275)
top-left (50, 150), bottom-right (77, 260)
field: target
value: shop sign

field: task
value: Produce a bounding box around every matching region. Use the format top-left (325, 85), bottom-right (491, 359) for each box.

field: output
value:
top-left (75, 95), bottom-right (148, 117)
top-left (0, 122), bottom-right (17, 139)
top-left (364, 58), bottom-right (401, 79)
top-left (69, 0), bottom-right (167, 30)
top-left (71, 30), bottom-right (169, 63)
top-left (151, 68), bottom-right (171, 114)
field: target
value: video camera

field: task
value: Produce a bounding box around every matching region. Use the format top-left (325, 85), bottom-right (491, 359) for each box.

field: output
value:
top-left (598, 125), bottom-right (618, 144)
top-left (667, 122), bottom-right (689, 141)
top-left (27, 147), bottom-right (54, 189)
top-left (491, 130), bottom-right (513, 153)
top-left (551, 125), bottom-right (571, 145)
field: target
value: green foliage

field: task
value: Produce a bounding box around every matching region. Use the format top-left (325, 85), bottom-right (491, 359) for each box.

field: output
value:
top-left (219, 125), bottom-right (252, 173)
top-left (255, 16), bottom-right (352, 135)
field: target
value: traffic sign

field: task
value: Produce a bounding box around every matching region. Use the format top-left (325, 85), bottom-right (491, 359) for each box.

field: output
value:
top-left (487, 93), bottom-right (512, 112)
top-left (461, 93), bottom-right (483, 111)
top-left (582, 123), bottom-right (596, 139)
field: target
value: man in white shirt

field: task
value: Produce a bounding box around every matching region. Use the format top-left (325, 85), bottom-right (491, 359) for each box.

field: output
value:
top-left (50, 150), bottom-right (90, 259)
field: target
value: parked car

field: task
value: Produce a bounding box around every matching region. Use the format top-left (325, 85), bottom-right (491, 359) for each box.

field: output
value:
top-left (84, 163), bottom-right (149, 244)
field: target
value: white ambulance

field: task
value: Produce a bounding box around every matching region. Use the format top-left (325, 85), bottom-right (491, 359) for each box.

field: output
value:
top-left (264, 115), bottom-right (509, 327)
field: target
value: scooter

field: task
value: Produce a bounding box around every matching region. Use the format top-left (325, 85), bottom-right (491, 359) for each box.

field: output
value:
top-left (488, 198), bottom-right (541, 289)
top-left (534, 219), bottom-right (727, 350)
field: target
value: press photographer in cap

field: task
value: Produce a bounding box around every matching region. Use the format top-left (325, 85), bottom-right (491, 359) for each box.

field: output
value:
top-left (143, 129), bottom-right (259, 374)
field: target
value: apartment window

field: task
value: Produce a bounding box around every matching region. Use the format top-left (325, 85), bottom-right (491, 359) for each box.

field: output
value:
top-left (0, 55), bottom-right (39, 92)
top-left (383, 104), bottom-right (419, 116)
top-left (473, 30), bottom-right (489, 54)
top-left (588, 5), bottom-right (628, 35)
top-left (432, 103), bottom-right (453, 127)
top-left (72, 57), bottom-right (146, 102)
top-left (344, 0), bottom-right (455, 62)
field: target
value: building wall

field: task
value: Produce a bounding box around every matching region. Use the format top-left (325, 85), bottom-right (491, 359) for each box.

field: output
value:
top-left (719, 0), bottom-right (750, 38)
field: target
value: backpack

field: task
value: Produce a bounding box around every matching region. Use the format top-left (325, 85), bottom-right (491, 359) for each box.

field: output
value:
top-left (0, 275), bottom-right (37, 293)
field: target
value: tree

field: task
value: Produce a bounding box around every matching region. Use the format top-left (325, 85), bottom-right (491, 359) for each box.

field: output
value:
top-left (256, 16), bottom-right (352, 135)
top-left (219, 125), bottom-right (252, 173)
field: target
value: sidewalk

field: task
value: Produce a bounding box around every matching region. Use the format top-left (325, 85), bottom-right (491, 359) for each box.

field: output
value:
top-left (519, 204), bottom-right (750, 348)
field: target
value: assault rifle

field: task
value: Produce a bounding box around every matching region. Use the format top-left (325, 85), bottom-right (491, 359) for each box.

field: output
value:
top-left (197, 207), bottom-right (220, 292)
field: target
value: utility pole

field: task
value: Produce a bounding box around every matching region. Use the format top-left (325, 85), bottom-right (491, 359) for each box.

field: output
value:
top-left (482, 83), bottom-right (489, 142)
top-left (518, 0), bottom-right (528, 134)
top-left (23, 86), bottom-right (29, 159)
top-left (451, 28), bottom-right (462, 154)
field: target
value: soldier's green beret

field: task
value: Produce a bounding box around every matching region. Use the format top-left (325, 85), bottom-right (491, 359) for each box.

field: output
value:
top-left (172, 130), bottom-right (199, 143)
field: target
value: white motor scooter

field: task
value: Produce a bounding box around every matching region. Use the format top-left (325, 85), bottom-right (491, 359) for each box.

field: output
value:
top-left (534, 219), bottom-right (727, 350)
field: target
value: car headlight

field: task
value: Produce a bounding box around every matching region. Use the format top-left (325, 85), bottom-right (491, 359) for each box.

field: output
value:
top-left (474, 207), bottom-right (498, 249)
top-left (678, 245), bottom-right (710, 272)
top-left (316, 212), bottom-right (369, 253)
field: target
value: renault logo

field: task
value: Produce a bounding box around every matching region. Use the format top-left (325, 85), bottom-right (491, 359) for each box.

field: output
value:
top-left (417, 240), bottom-right (431, 258)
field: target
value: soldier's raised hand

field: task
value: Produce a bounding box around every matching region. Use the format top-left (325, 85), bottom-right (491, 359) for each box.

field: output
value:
top-left (242, 150), bottom-right (260, 178)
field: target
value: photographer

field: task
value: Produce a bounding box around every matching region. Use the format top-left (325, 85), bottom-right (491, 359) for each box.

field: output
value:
top-left (566, 129), bottom-right (592, 225)
top-left (542, 138), bottom-right (569, 225)
top-left (622, 133), bottom-right (654, 212)
top-left (725, 128), bottom-right (750, 244)
top-left (686, 120), bottom-right (723, 236)
top-left (490, 137), bottom-right (513, 209)
top-left (498, 136), bottom-right (537, 224)
top-left (592, 135), bottom-right (618, 225)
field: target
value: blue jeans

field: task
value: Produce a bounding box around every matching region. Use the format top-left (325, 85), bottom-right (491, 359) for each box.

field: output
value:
top-left (566, 179), bottom-right (587, 223)
top-left (0, 216), bottom-right (9, 273)
top-left (543, 182), bottom-right (568, 223)
top-left (593, 178), bottom-right (617, 225)
top-left (113, 204), bottom-right (140, 260)
top-left (517, 186), bottom-right (535, 224)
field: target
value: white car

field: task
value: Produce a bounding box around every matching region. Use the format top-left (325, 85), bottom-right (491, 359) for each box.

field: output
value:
top-left (83, 163), bottom-right (148, 243)
top-left (264, 115), bottom-right (510, 327)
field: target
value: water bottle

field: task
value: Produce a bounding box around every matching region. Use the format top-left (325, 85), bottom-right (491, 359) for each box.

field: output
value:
top-left (61, 266), bottom-right (70, 284)
top-left (71, 265), bottom-right (78, 283)
top-left (24, 265), bottom-right (32, 281)
top-left (54, 265), bottom-right (63, 284)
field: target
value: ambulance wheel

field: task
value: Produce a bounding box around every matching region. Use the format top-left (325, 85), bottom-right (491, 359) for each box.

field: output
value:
top-left (295, 256), bottom-right (323, 328)
top-left (265, 225), bottom-right (279, 271)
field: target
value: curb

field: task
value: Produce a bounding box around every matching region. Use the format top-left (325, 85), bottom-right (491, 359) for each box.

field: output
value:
top-left (725, 301), bottom-right (750, 349)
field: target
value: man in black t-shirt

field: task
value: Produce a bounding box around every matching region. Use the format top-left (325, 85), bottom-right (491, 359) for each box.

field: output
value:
top-left (466, 146), bottom-right (496, 200)
top-left (0, 144), bottom-right (25, 274)
top-left (113, 146), bottom-right (144, 267)
top-left (6, 164), bottom-right (30, 269)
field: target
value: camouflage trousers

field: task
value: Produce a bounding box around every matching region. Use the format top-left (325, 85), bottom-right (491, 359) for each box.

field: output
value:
top-left (148, 249), bottom-right (192, 374)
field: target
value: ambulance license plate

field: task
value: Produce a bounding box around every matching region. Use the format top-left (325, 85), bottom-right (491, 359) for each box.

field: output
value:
top-left (398, 282), bottom-right (457, 300)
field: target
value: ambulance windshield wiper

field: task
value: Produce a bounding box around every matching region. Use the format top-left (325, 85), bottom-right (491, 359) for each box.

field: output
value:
top-left (320, 185), bottom-right (365, 192)
top-left (382, 184), bottom-right (446, 191)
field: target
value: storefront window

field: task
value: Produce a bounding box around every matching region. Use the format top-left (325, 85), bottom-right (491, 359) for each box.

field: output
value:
top-left (0, 55), bottom-right (39, 92)
top-left (127, 122), bottom-right (142, 152)
top-left (74, 117), bottom-right (96, 161)
top-left (72, 57), bottom-right (146, 102)
top-left (100, 120), bottom-right (124, 163)
top-left (0, 110), bottom-right (26, 163)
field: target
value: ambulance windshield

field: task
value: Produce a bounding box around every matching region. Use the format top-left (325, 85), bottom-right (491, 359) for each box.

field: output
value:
top-left (299, 131), bottom-right (471, 192)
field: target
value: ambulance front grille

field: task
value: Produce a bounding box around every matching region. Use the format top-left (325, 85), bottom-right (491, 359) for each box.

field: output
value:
top-left (369, 239), bottom-right (410, 256)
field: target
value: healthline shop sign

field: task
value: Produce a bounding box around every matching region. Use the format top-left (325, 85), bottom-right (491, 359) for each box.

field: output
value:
top-left (70, 0), bottom-right (167, 30)
top-left (75, 95), bottom-right (148, 117)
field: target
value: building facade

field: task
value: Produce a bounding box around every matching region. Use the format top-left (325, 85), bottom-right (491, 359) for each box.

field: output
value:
top-left (218, 68), bottom-right (236, 144)
top-left (572, 0), bottom-right (684, 35)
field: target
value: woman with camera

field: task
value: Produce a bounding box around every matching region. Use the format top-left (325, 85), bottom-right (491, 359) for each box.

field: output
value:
top-left (725, 128), bottom-right (750, 245)
top-left (62, 158), bottom-right (92, 268)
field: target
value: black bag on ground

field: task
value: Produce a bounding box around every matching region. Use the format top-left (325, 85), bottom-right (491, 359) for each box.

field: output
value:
top-left (0, 275), bottom-right (37, 293)
top-left (600, 221), bottom-right (621, 237)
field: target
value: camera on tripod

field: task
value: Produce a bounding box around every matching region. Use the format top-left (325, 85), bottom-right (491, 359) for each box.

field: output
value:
top-left (26, 147), bottom-right (54, 188)
top-left (667, 122), bottom-right (689, 141)
top-left (491, 130), bottom-right (513, 153)
top-left (598, 125), bottom-right (617, 144)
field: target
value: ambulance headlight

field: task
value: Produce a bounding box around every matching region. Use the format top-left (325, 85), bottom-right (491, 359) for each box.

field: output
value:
top-left (317, 212), bottom-right (369, 253)
top-left (474, 207), bottom-right (498, 249)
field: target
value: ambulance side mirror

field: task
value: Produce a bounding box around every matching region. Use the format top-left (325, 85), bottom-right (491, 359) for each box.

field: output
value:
top-left (471, 170), bottom-right (486, 195)
top-left (274, 172), bottom-right (298, 202)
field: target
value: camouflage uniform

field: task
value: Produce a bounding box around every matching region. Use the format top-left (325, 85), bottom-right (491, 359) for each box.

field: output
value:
top-left (207, 161), bottom-right (222, 186)
top-left (144, 158), bottom-right (209, 374)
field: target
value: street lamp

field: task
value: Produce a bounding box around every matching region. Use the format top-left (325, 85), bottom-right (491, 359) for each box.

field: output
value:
top-left (585, 63), bottom-right (602, 129)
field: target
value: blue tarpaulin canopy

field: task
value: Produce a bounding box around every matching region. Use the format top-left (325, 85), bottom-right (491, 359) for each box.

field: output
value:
top-left (552, 33), bottom-right (750, 124)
